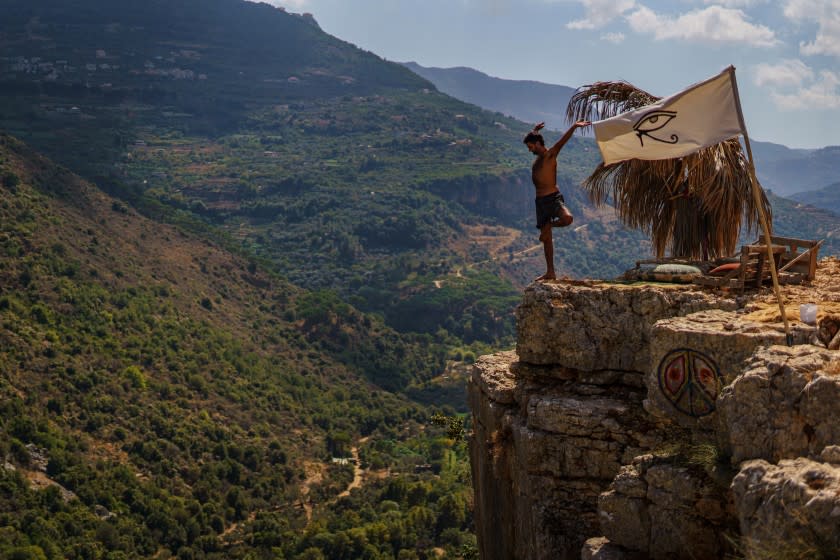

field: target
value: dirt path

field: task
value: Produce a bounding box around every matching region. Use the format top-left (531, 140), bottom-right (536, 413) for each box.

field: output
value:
top-left (466, 243), bottom-right (542, 269)
top-left (219, 511), bottom-right (257, 540)
top-left (220, 460), bottom-right (322, 539)
top-left (337, 447), bottom-right (362, 499)
top-left (217, 436), bottom-right (390, 536)
top-left (337, 436), bottom-right (369, 499)
top-left (299, 460), bottom-right (326, 522)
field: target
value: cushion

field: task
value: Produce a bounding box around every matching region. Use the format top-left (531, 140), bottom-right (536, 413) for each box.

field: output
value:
top-left (709, 262), bottom-right (741, 276)
top-left (652, 264), bottom-right (702, 276)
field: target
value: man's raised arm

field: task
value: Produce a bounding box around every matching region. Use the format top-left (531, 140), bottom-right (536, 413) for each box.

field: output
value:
top-left (546, 120), bottom-right (590, 158)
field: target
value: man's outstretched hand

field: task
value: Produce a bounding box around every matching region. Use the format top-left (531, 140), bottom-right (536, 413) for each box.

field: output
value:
top-left (535, 121), bottom-right (590, 132)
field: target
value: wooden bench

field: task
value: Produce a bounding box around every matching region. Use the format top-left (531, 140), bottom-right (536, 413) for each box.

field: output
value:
top-left (770, 235), bottom-right (822, 281)
top-left (692, 236), bottom-right (822, 292)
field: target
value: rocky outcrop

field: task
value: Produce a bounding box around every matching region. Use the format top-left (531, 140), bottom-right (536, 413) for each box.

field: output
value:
top-left (469, 266), bottom-right (840, 560)
top-left (733, 458), bottom-right (840, 558)
top-left (718, 345), bottom-right (840, 463)
top-left (646, 309), bottom-right (814, 431)
top-left (422, 172), bottom-right (531, 224)
top-left (469, 352), bottom-right (664, 560)
top-left (597, 455), bottom-right (734, 559)
top-left (515, 281), bottom-right (736, 371)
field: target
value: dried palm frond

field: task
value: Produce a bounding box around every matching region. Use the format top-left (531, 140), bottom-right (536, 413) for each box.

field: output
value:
top-left (568, 81), bottom-right (771, 259)
top-left (566, 81), bottom-right (660, 123)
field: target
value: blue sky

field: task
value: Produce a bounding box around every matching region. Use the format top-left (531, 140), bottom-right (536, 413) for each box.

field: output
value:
top-left (261, 0), bottom-right (839, 149)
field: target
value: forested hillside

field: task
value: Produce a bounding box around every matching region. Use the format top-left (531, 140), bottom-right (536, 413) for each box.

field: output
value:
top-left (0, 3), bottom-right (540, 557)
top-left (0, 134), bottom-right (476, 559)
top-left (766, 191), bottom-right (840, 256)
top-left (0, 0), bottom-right (652, 347)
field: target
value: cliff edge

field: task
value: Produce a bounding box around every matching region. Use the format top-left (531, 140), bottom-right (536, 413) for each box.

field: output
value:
top-left (469, 258), bottom-right (840, 559)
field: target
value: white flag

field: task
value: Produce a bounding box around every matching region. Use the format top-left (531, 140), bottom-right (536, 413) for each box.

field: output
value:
top-left (593, 66), bottom-right (745, 166)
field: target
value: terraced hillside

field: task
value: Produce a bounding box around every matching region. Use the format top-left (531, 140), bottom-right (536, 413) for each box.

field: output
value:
top-left (0, 134), bottom-right (475, 559)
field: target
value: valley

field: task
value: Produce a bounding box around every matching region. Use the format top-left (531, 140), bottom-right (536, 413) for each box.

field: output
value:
top-left (0, 2), bottom-right (838, 559)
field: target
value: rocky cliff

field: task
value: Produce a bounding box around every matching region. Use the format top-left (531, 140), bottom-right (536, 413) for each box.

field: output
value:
top-left (469, 259), bottom-right (840, 559)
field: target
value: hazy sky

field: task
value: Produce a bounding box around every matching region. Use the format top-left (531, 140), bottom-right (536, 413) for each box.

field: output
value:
top-left (261, 0), bottom-right (840, 149)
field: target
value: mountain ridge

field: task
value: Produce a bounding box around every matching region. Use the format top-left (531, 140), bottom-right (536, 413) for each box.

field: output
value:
top-left (401, 61), bottom-right (575, 129)
top-left (402, 62), bottom-right (840, 199)
top-left (789, 181), bottom-right (840, 217)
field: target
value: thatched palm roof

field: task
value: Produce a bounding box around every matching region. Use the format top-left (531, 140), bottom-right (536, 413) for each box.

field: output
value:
top-left (567, 80), bottom-right (771, 260)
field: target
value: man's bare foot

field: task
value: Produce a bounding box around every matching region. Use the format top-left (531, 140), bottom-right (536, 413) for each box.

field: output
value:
top-left (551, 210), bottom-right (574, 227)
top-left (535, 272), bottom-right (556, 282)
top-left (552, 203), bottom-right (574, 227)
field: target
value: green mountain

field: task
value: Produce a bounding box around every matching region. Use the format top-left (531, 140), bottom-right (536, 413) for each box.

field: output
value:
top-left (789, 181), bottom-right (840, 216)
top-left (0, 0), bottom-right (431, 175)
top-left (0, 133), bottom-right (479, 559)
top-left (0, 0), bottom-right (653, 337)
top-left (0, 2), bottom-right (570, 558)
top-left (0, 2), bottom-right (837, 558)
top-left (1, 0), bottom-right (836, 334)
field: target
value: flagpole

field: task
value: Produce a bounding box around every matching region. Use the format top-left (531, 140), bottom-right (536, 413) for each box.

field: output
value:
top-left (728, 67), bottom-right (793, 346)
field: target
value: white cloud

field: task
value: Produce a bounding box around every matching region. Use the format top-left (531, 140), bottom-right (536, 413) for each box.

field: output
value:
top-left (753, 60), bottom-right (840, 109)
top-left (253, 0), bottom-right (309, 8)
top-left (783, 0), bottom-right (837, 18)
top-left (627, 5), bottom-right (778, 46)
top-left (754, 59), bottom-right (814, 87)
top-left (784, 0), bottom-right (840, 57)
top-left (703, 0), bottom-right (764, 6)
top-left (771, 70), bottom-right (840, 109)
top-left (601, 31), bottom-right (626, 43)
top-left (567, 0), bottom-right (636, 30)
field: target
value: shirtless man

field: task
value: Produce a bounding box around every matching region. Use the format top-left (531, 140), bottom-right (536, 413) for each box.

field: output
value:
top-left (523, 120), bottom-right (590, 281)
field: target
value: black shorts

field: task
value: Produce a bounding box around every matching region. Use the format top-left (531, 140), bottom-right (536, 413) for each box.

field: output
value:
top-left (535, 192), bottom-right (569, 229)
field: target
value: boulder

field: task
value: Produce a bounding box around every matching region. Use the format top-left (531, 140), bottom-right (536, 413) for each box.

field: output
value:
top-left (717, 345), bottom-right (840, 463)
top-left (732, 458), bottom-right (840, 558)
top-left (598, 454), bottom-right (733, 560)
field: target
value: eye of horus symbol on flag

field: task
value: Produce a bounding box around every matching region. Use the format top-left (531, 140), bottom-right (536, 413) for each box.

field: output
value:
top-left (633, 110), bottom-right (678, 146)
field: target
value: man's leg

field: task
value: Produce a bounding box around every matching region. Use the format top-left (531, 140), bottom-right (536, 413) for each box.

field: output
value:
top-left (552, 199), bottom-right (574, 227)
top-left (536, 224), bottom-right (555, 281)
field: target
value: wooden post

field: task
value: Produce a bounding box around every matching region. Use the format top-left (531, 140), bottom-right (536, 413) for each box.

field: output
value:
top-left (729, 67), bottom-right (793, 345)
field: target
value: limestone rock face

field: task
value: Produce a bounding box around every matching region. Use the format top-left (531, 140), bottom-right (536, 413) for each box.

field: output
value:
top-left (468, 351), bottom-right (519, 560)
top-left (598, 455), bottom-right (734, 560)
top-left (717, 345), bottom-right (840, 463)
top-left (646, 310), bottom-right (814, 429)
top-left (470, 262), bottom-right (840, 560)
top-left (733, 458), bottom-right (840, 558)
top-left (515, 281), bottom-right (735, 371)
top-left (468, 353), bottom-right (663, 560)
